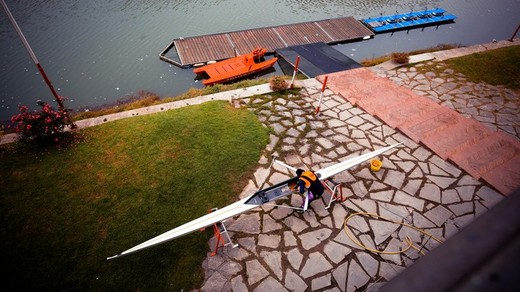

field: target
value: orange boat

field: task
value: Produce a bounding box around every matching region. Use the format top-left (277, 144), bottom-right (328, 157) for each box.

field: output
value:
top-left (193, 48), bottom-right (278, 86)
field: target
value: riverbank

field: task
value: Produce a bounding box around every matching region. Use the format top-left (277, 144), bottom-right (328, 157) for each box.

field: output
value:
top-left (3, 0), bottom-right (519, 122)
top-left (1, 38), bottom-right (518, 146)
top-left (1, 38), bottom-right (518, 291)
top-left (0, 101), bottom-right (270, 291)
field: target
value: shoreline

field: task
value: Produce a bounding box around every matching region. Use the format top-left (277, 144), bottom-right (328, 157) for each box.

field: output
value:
top-left (1, 38), bottom-right (518, 145)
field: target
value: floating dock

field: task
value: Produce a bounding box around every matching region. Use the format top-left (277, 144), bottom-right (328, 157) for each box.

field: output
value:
top-left (362, 8), bottom-right (457, 33)
top-left (276, 42), bottom-right (361, 78)
top-left (160, 17), bottom-right (374, 67)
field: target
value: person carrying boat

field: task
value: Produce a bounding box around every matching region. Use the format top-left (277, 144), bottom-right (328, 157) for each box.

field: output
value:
top-left (295, 169), bottom-right (324, 213)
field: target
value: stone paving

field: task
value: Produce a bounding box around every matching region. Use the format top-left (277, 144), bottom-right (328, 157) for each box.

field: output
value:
top-left (319, 66), bottom-right (520, 196)
top-left (199, 41), bottom-right (519, 291)
top-left (199, 78), bottom-right (506, 291)
top-left (2, 38), bottom-right (516, 291)
top-left (371, 62), bottom-right (520, 140)
top-left (370, 62), bottom-right (520, 197)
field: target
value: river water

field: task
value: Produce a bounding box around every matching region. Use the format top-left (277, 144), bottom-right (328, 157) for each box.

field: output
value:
top-left (1, 0), bottom-right (519, 121)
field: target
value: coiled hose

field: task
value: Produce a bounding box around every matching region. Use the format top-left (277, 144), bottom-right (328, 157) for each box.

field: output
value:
top-left (343, 212), bottom-right (444, 255)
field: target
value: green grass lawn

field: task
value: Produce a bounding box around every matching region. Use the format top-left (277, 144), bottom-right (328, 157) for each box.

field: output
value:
top-left (411, 45), bottom-right (520, 98)
top-left (0, 101), bottom-right (269, 291)
top-left (443, 45), bottom-right (520, 90)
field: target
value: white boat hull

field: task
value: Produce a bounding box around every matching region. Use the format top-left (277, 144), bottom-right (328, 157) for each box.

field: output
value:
top-left (107, 143), bottom-right (402, 259)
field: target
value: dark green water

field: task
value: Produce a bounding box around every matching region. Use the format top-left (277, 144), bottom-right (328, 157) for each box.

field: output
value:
top-left (1, 0), bottom-right (518, 121)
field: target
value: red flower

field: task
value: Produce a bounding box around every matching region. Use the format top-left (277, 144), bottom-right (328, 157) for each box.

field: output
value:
top-left (10, 100), bottom-right (71, 145)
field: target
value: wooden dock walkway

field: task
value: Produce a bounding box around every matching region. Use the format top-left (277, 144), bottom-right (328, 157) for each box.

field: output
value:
top-left (160, 16), bottom-right (374, 67)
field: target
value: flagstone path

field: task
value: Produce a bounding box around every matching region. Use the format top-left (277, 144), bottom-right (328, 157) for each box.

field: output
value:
top-left (199, 41), bottom-right (519, 291)
top-left (319, 67), bottom-right (519, 195)
top-left (2, 38), bottom-right (516, 291)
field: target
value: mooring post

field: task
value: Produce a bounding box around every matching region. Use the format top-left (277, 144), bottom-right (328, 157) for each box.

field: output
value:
top-left (315, 75), bottom-right (328, 115)
top-left (289, 55), bottom-right (300, 89)
top-left (509, 24), bottom-right (520, 42)
top-left (1, 0), bottom-right (76, 128)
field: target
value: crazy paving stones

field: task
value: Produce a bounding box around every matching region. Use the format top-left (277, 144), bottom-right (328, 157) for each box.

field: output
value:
top-left (200, 43), bottom-right (519, 291)
top-left (324, 66), bottom-right (520, 196)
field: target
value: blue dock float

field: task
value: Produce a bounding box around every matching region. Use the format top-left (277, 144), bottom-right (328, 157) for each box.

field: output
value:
top-left (362, 8), bottom-right (457, 33)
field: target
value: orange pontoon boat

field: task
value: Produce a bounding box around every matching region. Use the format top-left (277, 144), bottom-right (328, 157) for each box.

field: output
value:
top-left (193, 48), bottom-right (278, 86)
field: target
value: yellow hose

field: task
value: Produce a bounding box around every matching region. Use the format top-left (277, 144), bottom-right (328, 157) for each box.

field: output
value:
top-left (343, 212), bottom-right (444, 256)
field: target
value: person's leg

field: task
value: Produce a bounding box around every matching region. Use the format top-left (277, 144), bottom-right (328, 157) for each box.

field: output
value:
top-left (300, 191), bottom-right (314, 209)
top-left (308, 191), bottom-right (315, 202)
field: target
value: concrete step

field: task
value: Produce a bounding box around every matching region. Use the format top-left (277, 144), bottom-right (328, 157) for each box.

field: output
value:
top-left (481, 153), bottom-right (520, 195)
top-left (356, 88), bottom-right (408, 116)
top-left (320, 68), bottom-right (411, 115)
top-left (0, 133), bottom-right (18, 145)
top-left (376, 96), bottom-right (441, 129)
top-left (422, 118), bottom-right (491, 160)
top-left (318, 70), bottom-right (365, 105)
top-left (325, 65), bottom-right (519, 196)
top-left (398, 108), bottom-right (461, 143)
top-left (449, 132), bottom-right (520, 180)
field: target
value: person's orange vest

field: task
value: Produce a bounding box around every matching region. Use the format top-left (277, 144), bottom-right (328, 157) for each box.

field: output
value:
top-left (299, 170), bottom-right (318, 188)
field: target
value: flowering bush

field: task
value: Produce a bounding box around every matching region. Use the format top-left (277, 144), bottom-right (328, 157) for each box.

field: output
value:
top-left (391, 52), bottom-right (410, 64)
top-left (11, 100), bottom-right (70, 144)
top-left (269, 76), bottom-right (288, 92)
